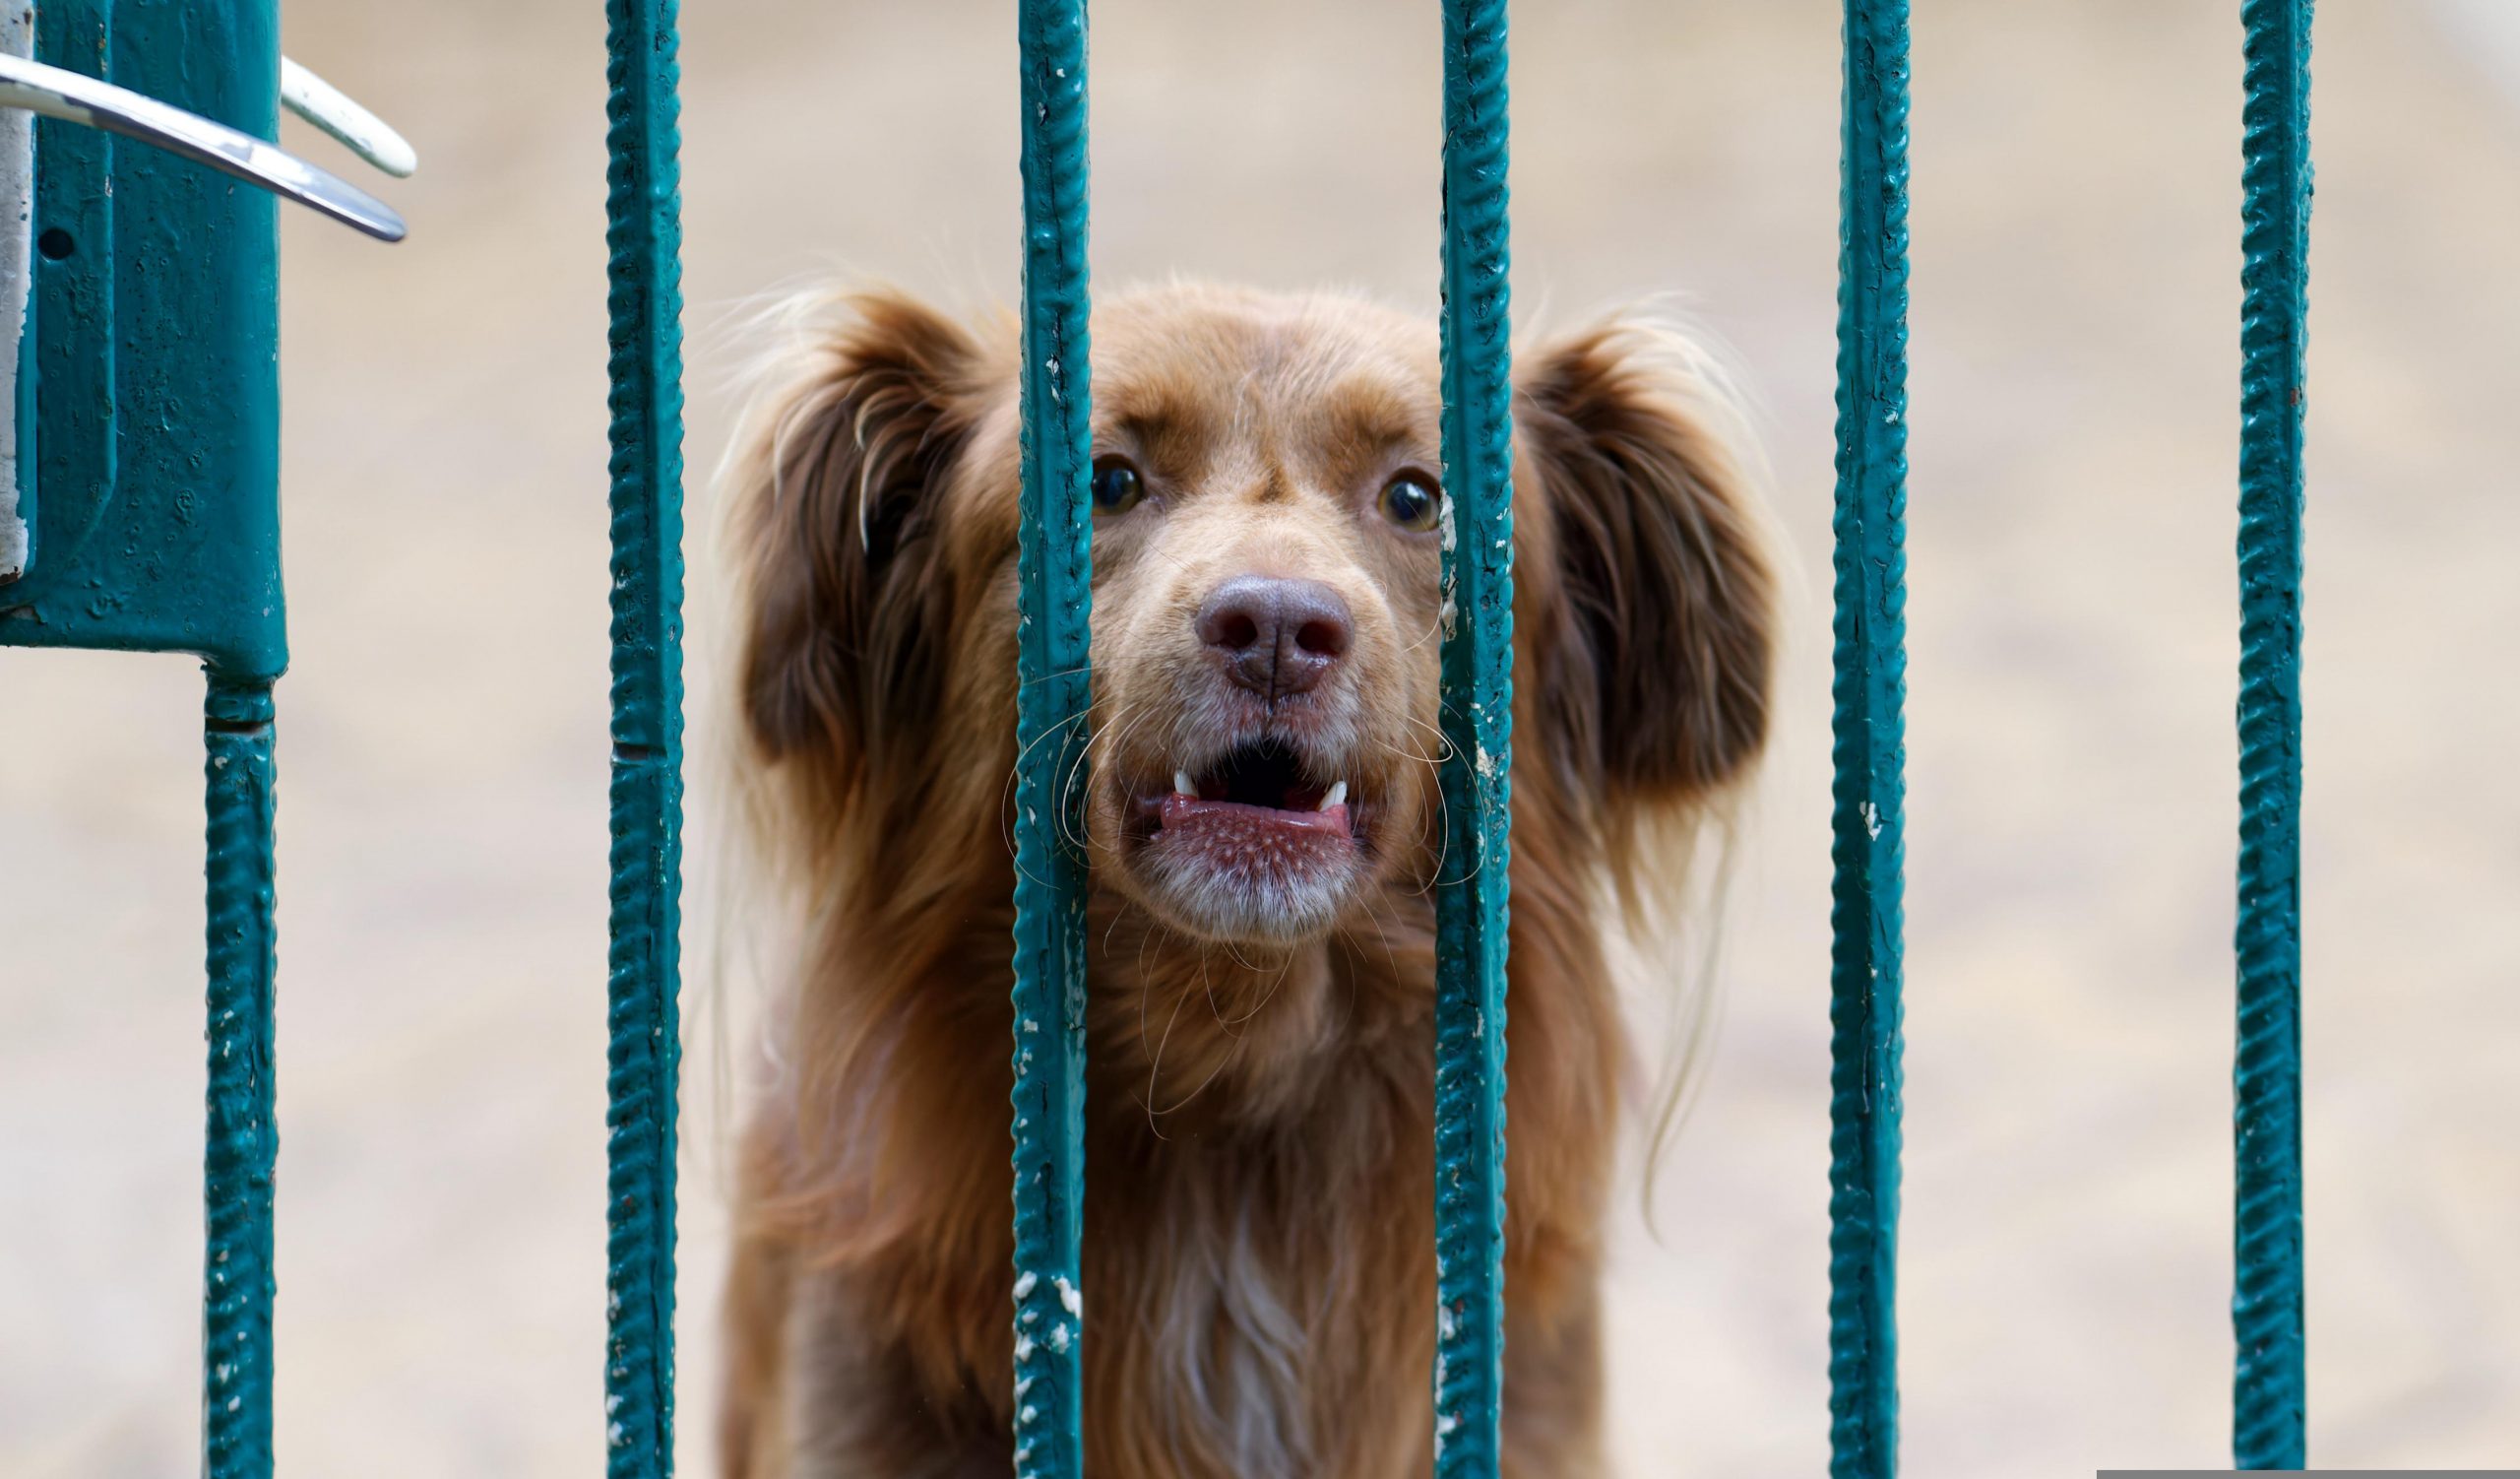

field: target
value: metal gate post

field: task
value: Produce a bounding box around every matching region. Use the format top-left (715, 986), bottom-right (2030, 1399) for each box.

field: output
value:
top-left (2, 2), bottom-right (411, 1472)
top-left (0, 5), bottom-right (287, 1474)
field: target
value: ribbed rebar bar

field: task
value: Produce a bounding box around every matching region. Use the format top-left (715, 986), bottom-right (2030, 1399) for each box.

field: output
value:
top-left (2233, 0), bottom-right (2312, 1467)
top-left (601, 0), bottom-right (688, 1470)
top-left (1009, 3), bottom-right (1094, 1476)
top-left (1432, 1), bottom-right (1514, 1474)
top-left (203, 672), bottom-right (279, 1479)
top-left (1827, 2), bottom-right (1912, 1475)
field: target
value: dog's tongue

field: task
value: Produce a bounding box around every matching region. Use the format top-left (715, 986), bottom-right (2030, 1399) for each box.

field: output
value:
top-left (1159, 793), bottom-right (1351, 840)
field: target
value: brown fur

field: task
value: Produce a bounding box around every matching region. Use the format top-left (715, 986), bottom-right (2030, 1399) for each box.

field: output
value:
top-left (720, 283), bottom-right (1773, 1478)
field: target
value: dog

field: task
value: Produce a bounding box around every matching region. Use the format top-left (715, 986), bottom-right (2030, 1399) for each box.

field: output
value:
top-left (718, 282), bottom-right (1773, 1478)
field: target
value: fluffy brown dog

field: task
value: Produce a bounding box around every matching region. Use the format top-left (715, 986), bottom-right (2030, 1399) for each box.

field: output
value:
top-left (720, 283), bottom-right (1773, 1479)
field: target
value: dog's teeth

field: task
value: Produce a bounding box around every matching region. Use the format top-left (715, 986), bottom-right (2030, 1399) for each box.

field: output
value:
top-left (1319, 781), bottom-right (1349, 811)
top-left (1173, 770), bottom-right (1196, 797)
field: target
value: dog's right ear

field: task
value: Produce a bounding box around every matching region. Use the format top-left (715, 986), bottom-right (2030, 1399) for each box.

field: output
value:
top-left (732, 290), bottom-right (982, 781)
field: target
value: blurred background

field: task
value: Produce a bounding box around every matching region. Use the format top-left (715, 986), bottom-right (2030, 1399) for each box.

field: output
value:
top-left (7, 0), bottom-right (2519, 1473)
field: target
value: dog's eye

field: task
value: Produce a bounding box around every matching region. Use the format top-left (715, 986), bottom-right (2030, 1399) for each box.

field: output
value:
top-left (1091, 455), bottom-right (1148, 514)
top-left (1378, 473), bottom-right (1444, 533)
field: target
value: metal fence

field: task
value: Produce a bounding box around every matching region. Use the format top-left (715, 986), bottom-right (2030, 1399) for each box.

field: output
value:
top-left (617, 5), bottom-right (2317, 1473)
top-left (0, 1), bottom-right (2315, 1475)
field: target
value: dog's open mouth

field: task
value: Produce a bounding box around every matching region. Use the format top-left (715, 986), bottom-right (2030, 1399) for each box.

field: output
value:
top-left (1120, 737), bottom-right (1365, 936)
top-left (1131, 737), bottom-right (1357, 848)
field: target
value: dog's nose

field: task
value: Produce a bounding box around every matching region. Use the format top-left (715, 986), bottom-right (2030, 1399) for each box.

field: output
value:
top-left (1196, 575), bottom-right (1354, 699)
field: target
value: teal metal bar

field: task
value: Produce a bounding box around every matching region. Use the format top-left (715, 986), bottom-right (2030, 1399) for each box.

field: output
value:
top-left (1009, 3), bottom-right (1093, 1475)
top-left (1431, 1), bottom-right (1513, 1473)
top-left (1827, 1), bottom-right (1911, 1475)
top-left (2233, 0), bottom-right (2311, 1467)
top-left (601, 0), bottom-right (688, 1472)
top-left (203, 673), bottom-right (279, 1479)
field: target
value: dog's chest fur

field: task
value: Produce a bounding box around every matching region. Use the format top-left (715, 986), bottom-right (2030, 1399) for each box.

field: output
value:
top-left (1077, 1054), bottom-right (1441, 1477)
top-left (746, 874), bottom-right (1618, 1479)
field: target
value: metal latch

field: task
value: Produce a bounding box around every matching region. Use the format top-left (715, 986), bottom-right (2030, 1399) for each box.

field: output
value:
top-left (280, 57), bottom-right (416, 181)
top-left (0, 51), bottom-right (408, 241)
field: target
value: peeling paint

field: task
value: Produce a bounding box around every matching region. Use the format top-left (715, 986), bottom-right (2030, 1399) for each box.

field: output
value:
top-left (0, 5), bottom-right (30, 582)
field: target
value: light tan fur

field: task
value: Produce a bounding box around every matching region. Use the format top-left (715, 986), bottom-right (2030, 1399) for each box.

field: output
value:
top-left (719, 283), bottom-right (1774, 1479)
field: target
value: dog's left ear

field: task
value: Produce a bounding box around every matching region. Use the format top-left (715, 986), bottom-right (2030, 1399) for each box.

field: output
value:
top-left (1515, 321), bottom-right (1775, 809)
top-left (731, 290), bottom-right (984, 783)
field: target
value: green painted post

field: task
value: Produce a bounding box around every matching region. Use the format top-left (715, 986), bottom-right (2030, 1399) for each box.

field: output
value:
top-left (2, 0), bottom-right (286, 677)
top-left (1828, 1), bottom-right (1912, 1476)
top-left (1431, 1), bottom-right (1513, 1474)
top-left (1009, 2), bottom-right (1093, 1475)
top-left (2232, 0), bottom-right (2311, 1467)
top-left (600, 0), bottom-right (689, 1474)
top-left (0, 5), bottom-right (287, 1475)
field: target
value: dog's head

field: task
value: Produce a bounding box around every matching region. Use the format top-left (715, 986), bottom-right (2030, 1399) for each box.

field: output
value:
top-left (732, 284), bottom-right (1771, 947)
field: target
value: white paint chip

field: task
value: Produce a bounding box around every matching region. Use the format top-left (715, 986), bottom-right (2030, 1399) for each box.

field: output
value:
top-left (0, 6), bottom-right (29, 584)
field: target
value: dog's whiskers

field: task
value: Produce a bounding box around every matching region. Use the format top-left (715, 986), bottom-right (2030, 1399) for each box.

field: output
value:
top-left (1141, 981), bottom-right (1194, 1140)
top-left (1000, 701), bottom-right (1104, 886)
top-left (1000, 688), bottom-right (1142, 868)
top-left (1395, 603), bottom-right (1449, 658)
top-left (1054, 699), bottom-right (1134, 854)
top-left (1147, 1033), bottom-right (1240, 1120)
top-left (1217, 946), bottom-right (1300, 1029)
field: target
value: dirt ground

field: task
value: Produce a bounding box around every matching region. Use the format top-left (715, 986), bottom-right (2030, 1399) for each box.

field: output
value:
top-left (5, 2), bottom-right (2518, 1474)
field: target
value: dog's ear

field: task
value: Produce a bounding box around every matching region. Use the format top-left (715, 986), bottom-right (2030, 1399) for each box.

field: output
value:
top-left (1515, 320), bottom-right (1775, 810)
top-left (733, 290), bottom-right (983, 782)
